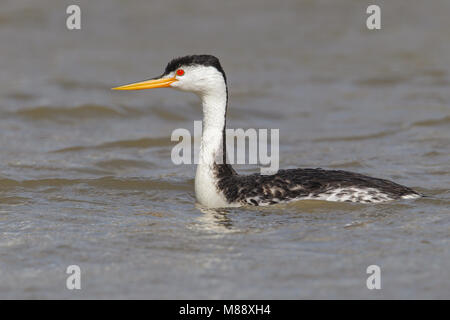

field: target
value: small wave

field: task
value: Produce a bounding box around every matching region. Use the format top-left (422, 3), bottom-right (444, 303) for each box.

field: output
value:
top-left (313, 129), bottom-right (399, 142)
top-left (52, 137), bottom-right (172, 153)
top-left (50, 78), bottom-right (112, 91)
top-left (151, 106), bottom-right (189, 121)
top-left (229, 107), bottom-right (284, 121)
top-left (95, 159), bottom-right (154, 170)
top-left (0, 177), bottom-right (75, 190)
top-left (6, 92), bottom-right (37, 101)
top-left (0, 176), bottom-right (192, 192)
top-left (8, 163), bottom-right (113, 176)
top-left (423, 151), bottom-right (444, 157)
top-left (285, 199), bottom-right (361, 212)
top-left (327, 161), bottom-right (365, 168)
top-left (0, 196), bottom-right (30, 205)
top-left (355, 75), bottom-right (408, 87)
top-left (15, 104), bottom-right (139, 120)
top-left (412, 115), bottom-right (450, 127)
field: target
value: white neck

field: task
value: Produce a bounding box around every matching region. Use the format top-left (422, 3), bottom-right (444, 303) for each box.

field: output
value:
top-left (195, 83), bottom-right (230, 207)
top-left (199, 91), bottom-right (227, 165)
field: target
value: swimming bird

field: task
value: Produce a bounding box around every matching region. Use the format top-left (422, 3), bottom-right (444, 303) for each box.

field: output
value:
top-left (113, 55), bottom-right (421, 208)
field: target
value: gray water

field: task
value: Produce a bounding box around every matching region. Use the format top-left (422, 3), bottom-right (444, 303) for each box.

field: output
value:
top-left (0, 0), bottom-right (449, 299)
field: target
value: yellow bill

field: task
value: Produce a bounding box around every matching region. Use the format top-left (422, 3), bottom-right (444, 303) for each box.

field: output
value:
top-left (112, 76), bottom-right (177, 90)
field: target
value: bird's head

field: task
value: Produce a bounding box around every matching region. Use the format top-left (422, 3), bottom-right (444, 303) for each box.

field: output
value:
top-left (112, 55), bottom-right (227, 96)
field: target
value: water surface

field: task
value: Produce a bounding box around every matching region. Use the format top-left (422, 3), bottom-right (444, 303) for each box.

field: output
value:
top-left (0, 0), bottom-right (449, 299)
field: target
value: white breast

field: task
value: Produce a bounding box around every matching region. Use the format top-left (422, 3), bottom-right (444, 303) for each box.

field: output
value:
top-left (195, 163), bottom-right (231, 208)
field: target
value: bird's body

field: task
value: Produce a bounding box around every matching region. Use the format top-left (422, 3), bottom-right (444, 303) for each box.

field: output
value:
top-left (212, 164), bottom-right (420, 207)
top-left (113, 55), bottom-right (421, 208)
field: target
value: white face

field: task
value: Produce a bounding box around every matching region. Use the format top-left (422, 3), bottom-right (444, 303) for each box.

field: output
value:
top-left (168, 65), bottom-right (226, 96)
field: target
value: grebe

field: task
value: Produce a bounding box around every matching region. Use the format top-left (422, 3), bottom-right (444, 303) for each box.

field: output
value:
top-left (113, 55), bottom-right (421, 208)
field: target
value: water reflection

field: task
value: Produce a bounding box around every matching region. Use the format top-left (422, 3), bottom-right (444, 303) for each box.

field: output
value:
top-left (191, 205), bottom-right (237, 233)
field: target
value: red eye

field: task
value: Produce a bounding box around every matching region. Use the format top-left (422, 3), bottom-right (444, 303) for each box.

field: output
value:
top-left (176, 69), bottom-right (185, 76)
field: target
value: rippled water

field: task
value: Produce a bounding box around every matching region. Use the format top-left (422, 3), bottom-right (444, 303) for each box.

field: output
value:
top-left (0, 0), bottom-right (449, 299)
